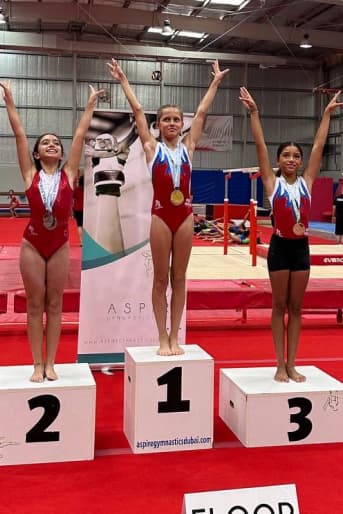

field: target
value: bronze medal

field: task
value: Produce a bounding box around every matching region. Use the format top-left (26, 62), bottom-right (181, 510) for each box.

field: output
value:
top-left (43, 211), bottom-right (57, 230)
top-left (170, 189), bottom-right (184, 206)
top-left (293, 222), bottom-right (305, 236)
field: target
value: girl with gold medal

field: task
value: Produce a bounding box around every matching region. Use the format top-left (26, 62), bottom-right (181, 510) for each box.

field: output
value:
top-left (108, 58), bottom-right (229, 356)
top-left (240, 86), bottom-right (343, 383)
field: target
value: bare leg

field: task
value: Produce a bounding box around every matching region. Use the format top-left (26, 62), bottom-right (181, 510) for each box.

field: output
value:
top-left (286, 270), bottom-right (310, 382)
top-left (20, 241), bottom-right (46, 383)
top-left (269, 270), bottom-right (289, 382)
top-left (169, 215), bottom-right (193, 355)
top-left (45, 243), bottom-right (70, 380)
top-left (150, 216), bottom-right (173, 355)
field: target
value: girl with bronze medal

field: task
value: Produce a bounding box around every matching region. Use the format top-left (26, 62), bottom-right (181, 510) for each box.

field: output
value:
top-left (0, 80), bottom-right (103, 382)
top-left (240, 86), bottom-right (343, 384)
top-left (282, 177), bottom-right (306, 236)
top-left (108, 58), bottom-right (229, 357)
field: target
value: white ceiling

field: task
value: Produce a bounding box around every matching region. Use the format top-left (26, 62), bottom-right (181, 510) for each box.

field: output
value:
top-left (1, 0), bottom-right (343, 67)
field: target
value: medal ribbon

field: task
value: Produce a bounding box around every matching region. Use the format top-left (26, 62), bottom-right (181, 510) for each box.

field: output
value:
top-left (283, 177), bottom-right (301, 223)
top-left (38, 169), bottom-right (61, 212)
top-left (162, 141), bottom-right (183, 190)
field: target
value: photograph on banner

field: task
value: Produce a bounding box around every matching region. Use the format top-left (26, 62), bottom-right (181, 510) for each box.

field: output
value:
top-left (77, 110), bottom-right (232, 364)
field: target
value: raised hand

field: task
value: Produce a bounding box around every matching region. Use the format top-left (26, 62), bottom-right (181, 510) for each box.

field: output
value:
top-left (88, 85), bottom-right (105, 107)
top-left (239, 86), bottom-right (258, 113)
top-left (0, 81), bottom-right (13, 103)
top-left (324, 90), bottom-right (343, 115)
top-left (107, 58), bottom-right (126, 82)
top-left (211, 60), bottom-right (230, 83)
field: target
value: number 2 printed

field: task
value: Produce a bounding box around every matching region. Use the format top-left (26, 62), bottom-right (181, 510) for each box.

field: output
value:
top-left (26, 394), bottom-right (61, 443)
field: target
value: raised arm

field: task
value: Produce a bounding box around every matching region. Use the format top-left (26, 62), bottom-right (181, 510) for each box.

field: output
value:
top-left (239, 87), bottom-right (275, 196)
top-left (304, 91), bottom-right (343, 187)
top-left (185, 60), bottom-right (229, 157)
top-left (64, 85), bottom-right (103, 181)
top-left (107, 59), bottom-right (155, 155)
top-left (0, 81), bottom-right (34, 184)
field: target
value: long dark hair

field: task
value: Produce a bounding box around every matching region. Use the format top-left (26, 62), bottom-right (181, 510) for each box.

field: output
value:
top-left (32, 133), bottom-right (64, 171)
top-left (275, 141), bottom-right (303, 177)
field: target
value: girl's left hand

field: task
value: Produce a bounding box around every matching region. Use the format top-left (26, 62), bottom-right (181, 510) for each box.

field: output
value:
top-left (325, 90), bottom-right (343, 114)
top-left (211, 60), bottom-right (230, 83)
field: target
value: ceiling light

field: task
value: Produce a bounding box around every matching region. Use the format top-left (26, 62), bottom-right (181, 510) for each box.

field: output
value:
top-left (300, 34), bottom-right (312, 49)
top-left (161, 20), bottom-right (174, 37)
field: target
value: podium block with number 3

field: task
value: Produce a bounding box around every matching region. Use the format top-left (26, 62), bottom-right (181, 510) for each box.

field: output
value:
top-left (124, 345), bottom-right (214, 453)
top-left (0, 363), bottom-right (96, 465)
top-left (219, 366), bottom-right (343, 447)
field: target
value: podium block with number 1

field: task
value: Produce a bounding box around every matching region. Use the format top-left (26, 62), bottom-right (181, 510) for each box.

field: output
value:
top-left (124, 344), bottom-right (214, 453)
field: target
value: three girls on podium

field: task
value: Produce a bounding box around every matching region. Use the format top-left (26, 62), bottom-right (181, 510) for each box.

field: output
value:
top-left (1, 59), bottom-right (341, 383)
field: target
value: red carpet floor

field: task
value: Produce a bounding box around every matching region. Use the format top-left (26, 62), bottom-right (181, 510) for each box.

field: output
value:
top-left (1, 327), bottom-right (343, 513)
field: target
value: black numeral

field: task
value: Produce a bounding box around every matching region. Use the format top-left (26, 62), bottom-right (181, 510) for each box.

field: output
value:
top-left (288, 397), bottom-right (313, 442)
top-left (157, 367), bottom-right (190, 413)
top-left (26, 394), bottom-right (61, 443)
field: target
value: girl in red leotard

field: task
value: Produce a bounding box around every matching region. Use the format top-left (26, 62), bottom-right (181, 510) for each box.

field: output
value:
top-left (0, 81), bottom-right (103, 382)
top-left (8, 189), bottom-right (19, 217)
top-left (239, 86), bottom-right (343, 383)
top-left (108, 58), bottom-right (229, 356)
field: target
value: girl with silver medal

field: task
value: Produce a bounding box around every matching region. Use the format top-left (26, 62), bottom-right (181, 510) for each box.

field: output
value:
top-left (39, 168), bottom-right (61, 230)
top-left (0, 81), bottom-right (103, 383)
top-left (240, 86), bottom-right (343, 384)
top-left (108, 58), bottom-right (229, 357)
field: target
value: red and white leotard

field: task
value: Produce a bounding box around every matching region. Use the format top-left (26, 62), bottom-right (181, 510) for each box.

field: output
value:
top-left (268, 175), bottom-right (311, 239)
top-left (23, 169), bottom-right (73, 259)
top-left (148, 141), bottom-right (193, 233)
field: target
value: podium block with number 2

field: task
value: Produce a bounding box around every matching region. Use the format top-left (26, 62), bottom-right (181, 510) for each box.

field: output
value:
top-left (124, 345), bottom-right (214, 453)
top-left (0, 363), bottom-right (96, 465)
top-left (219, 365), bottom-right (343, 447)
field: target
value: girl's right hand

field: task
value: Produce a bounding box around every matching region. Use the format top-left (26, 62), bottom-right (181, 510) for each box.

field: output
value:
top-left (239, 86), bottom-right (258, 113)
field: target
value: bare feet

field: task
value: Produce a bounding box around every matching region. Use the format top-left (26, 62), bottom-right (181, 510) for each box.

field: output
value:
top-left (44, 364), bottom-right (58, 381)
top-left (157, 335), bottom-right (172, 356)
top-left (286, 365), bottom-right (306, 382)
top-left (30, 363), bottom-right (44, 383)
top-left (274, 365), bottom-right (289, 383)
top-left (169, 336), bottom-right (185, 355)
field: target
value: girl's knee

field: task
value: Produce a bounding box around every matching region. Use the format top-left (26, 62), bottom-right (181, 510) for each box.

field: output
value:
top-left (287, 303), bottom-right (302, 317)
top-left (272, 301), bottom-right (287, 315)
top-left (45, 297), bottom-right (63, 315)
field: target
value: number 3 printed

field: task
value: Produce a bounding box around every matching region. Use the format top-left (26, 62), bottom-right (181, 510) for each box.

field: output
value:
top-left (288, 397), bottom-right (313, 442)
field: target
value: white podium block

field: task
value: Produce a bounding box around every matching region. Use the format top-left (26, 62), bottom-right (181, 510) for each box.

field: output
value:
top-left (219, 366), bottom-right (343, 447)
top-left (0, 363), bottom-right (96, 465)
top-left (124, 344), bottom-right (214, 453)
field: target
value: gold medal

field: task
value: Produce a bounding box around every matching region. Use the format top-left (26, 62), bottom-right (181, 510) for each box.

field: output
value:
top-left (170, 189), bottom-right (184, 206)
top-left (293, 222), bottom-right (305, 236)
